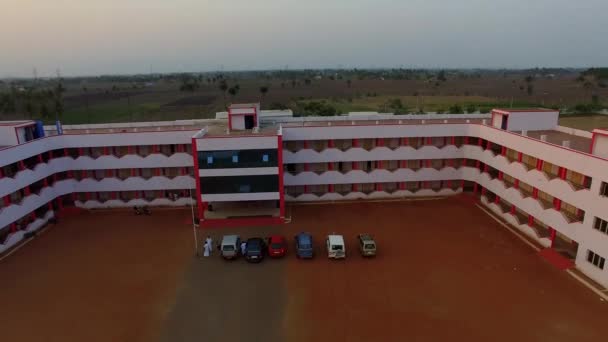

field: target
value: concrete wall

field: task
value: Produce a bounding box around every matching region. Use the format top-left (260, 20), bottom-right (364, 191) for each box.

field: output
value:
top-left (507, 111), bottom-right (559, 131)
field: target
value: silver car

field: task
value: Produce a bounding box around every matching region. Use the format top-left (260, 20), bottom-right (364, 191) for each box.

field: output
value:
top-left (219, 235), bottom-right (240, 259)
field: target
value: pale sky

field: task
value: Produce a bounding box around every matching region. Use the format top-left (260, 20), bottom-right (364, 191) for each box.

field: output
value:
top-left (1, 0), bottom-right (607, 77)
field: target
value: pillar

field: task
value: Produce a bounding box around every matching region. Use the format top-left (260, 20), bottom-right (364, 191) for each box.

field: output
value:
top-left (3, 195), bottom-right (10, 206)
top-left (401, 137), bottom-right (408, 146)
top-left (328, 139), bottom-right (335, 148)
top-left (376, 183), bottom-right (383, 191)
top-left (536, 159), bottom-right (544, 171)
top-left (501, 146), bottom-right (506, 156)
top-left (532, 188), bottom-right (538, 199)
top-left (528, 215), bottom-right (534, 227)
top-left (494, 195), bottom-right (500, 204)
top-left (558, 167), bottom-right (567, 180)
top-left (328, 184), bottom-right (335, 193)
top-left (352, 139), bottom-right (359, 148)
top-left (517, 152), bottom-right (523, 162)
top-left (514, 179), bottom-right (520, 189)
top-left (550, 228), bottom-right (557, 248)
top-left (510, 205), bottom-right (516, 214)
top-left (553, 198), bottom-right (562, 211)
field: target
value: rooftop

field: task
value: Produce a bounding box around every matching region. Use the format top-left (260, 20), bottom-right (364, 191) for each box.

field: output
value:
top-left (493, 108), bottom-right (558, 113)
top-left (524, 130), bottom-right (591, 154)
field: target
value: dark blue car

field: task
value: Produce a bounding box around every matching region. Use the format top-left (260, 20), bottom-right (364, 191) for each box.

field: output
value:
top-left (294, 232), bottom-right (314, 259)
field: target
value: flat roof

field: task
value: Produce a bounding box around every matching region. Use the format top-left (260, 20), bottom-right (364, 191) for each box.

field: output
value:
top-left (229, 103), bottom-right (259, 109)
top-left (523, 130), bottom-right (591, 154)
top-left (493, 108), bottom-right (557, 113)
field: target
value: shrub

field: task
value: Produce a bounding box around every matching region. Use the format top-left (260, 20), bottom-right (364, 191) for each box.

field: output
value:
top-left (448, 104), bottom-right (464, 114)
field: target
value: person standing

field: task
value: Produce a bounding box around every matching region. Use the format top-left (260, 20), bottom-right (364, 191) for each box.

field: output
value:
top-left (205, 236), bottom-right (213, 255)
top-left (203, 241), bottom-right (211, 257)
top-left (240, 240), bottom-right (247, 256)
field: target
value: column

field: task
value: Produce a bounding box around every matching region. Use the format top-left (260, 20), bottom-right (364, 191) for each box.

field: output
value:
top-left (550, 228), bottom-right (557, 248)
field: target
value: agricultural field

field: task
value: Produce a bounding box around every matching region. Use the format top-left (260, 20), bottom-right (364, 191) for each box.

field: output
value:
top-left (559, 114), bottom-right (608, 131)
top-left (1, 69), bottom-right (607, 124)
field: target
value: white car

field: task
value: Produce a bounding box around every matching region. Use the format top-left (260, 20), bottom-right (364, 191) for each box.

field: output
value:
top-left (326, 234), bottom-right (346, 259)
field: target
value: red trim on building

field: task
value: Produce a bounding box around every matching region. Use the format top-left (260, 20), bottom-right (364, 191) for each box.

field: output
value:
top-left (277, 134), bottom-right (286, 219)
top-left (550, 228), bottom-right (557, 248)
top-left (191, 138), bottom-right (204, 221)
top-left (553, 198), bottom-right (562, 211)
top-left (199, 216), bottom-right (284, 228)
top-left (517, 152), bottom-right (523, 162)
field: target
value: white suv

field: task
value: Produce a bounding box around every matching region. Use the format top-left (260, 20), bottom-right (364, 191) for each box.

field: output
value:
top-left (326, 234), bottom-right (346, 259)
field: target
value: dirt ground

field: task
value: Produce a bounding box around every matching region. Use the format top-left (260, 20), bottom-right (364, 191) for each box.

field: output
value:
top-left (0, 209), bottom-right (194, 342)
top-left (1, 198), bottom-right (608, 342)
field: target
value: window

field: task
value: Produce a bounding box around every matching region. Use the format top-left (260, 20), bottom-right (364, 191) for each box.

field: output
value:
top-left (198, 149), bottom-right (278, 169)
top-left (601, 182), bottom-right (608, 197)
top-left (587, 250), bottom-right (605, 270)
top-left (593, 217), bottom-right (608, 235)
top-left (200, 175), bottom-right (279, 194)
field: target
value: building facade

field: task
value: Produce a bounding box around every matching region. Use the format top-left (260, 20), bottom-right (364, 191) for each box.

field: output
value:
top-left (1, 107), bottom-right (608, 288)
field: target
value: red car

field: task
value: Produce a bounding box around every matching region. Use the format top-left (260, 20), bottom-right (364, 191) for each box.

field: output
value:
top-left (267, 235), bottom-right (287, 257)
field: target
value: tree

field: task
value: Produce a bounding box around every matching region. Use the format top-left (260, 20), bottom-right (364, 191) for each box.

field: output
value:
top-left (437, 70), bottom-right (447, 82)
top-left (228, 85), bottom-right (239, 100)
top-left (465, 104), bottom-right (477, 113)
top-left (40, 103), bottom-right (50, 119)
top-left (346, 79), bottom-right (352, 88)
top-left (219, 80), bottom-right (228, 106)
top-left (527, 84), bottom-right (534, 96)
top-left (259, 85), bottom-right (269, 100)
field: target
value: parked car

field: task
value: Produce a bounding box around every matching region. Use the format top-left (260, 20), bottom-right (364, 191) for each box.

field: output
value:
top-left (267, 235), bottom-right (287, 258)
top-left (294, 232), bottom-right (314, 259)
top-left (219, 235), bottom-right (241, 260)
top-left (244, 237), bottom-right (266, 263)
top-left (357, 234), bottom-right (377, 257)
top-left (326, 234), bottom-right (346, 259)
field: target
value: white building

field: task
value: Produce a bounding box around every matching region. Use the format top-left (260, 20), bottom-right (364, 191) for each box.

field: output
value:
top-left (1, 106), bottom-right (608, 288)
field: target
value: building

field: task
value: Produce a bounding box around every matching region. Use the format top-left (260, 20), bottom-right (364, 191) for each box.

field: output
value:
top-left (1, 106), bottom-right (608, 288)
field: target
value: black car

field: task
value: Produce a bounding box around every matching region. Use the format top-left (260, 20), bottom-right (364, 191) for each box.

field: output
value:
top-left (244, 238), bottom-right (266, 263)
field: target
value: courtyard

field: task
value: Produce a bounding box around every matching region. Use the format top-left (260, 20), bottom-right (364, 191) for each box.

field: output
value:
top-left (1, 198), bottom-right (607, 341)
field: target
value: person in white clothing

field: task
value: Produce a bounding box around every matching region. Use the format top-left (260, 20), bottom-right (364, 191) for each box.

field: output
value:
top-left (205, 236), bottom-right (213, 255)
top-left (203, 242), bottom-right (211, 257)
top-left (240, 241), bottom-right (247, 256)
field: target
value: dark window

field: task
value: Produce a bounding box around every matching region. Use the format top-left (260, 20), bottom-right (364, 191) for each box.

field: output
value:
top-left (593, 217), bottom-right (608, 235)
top-left (601, 182), bottom-right (608, 197)
top-left (200, 175), bottom-right (279, 194)
top-left (587, 250), bottom-right (605, 270)
top-left (198, 149), bottom-right (278, 169)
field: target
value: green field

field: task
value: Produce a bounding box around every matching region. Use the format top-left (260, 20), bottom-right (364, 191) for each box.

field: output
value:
top-left (559, 114), bottom-right (608, 131)
top-left (294, 95), bottom-right (542, 114)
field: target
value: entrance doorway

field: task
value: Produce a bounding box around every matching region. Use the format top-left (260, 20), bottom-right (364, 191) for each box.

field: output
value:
top-left (501, 115), bottom-right (508, 130)
top-left (244, 115), bottom-right (254, 129)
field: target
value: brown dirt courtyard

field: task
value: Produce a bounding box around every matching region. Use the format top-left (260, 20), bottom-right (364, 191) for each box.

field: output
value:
top-left (0, 198), bottom-right (607, 342)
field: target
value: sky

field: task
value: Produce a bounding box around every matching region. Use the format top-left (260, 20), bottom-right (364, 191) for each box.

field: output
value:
top-left (1, 0), bottom-right (607, 77)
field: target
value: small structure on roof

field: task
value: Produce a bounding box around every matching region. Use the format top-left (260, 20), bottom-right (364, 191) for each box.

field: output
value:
top-left (491, 108), bottom-right (558, 132)
top-left (0, 120), bottom-right (43, 147)
top-left (590, 128), bottom-right (608, 158)
top-left (228, 103), bottom-right (260, 131)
